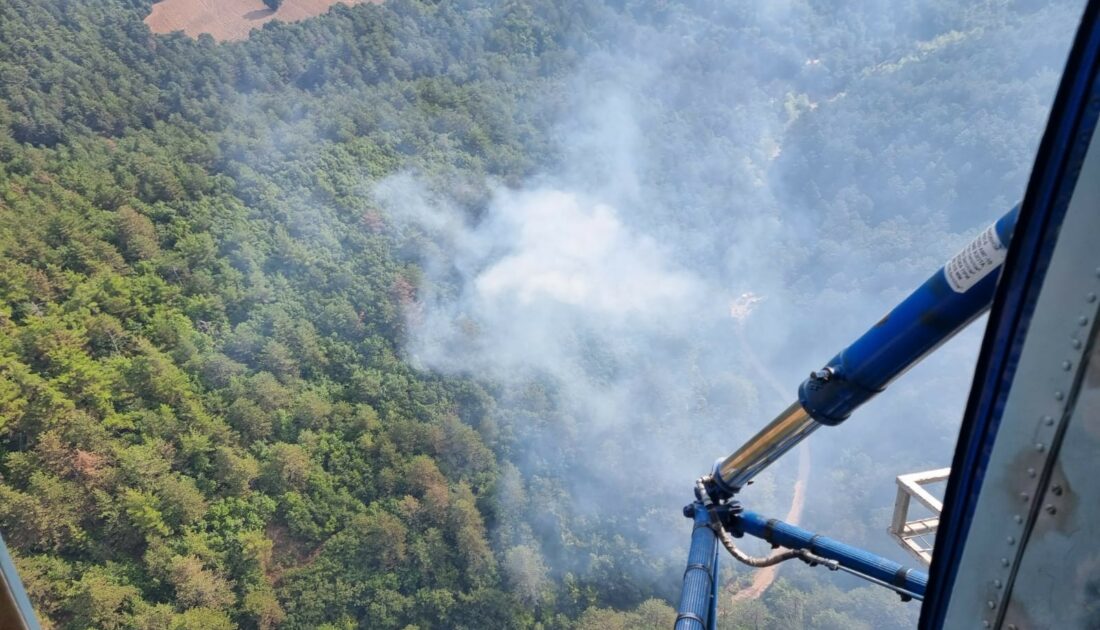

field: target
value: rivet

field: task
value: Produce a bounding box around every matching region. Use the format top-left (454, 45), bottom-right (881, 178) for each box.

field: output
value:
top-left (994, 579), bottom-right (1003, 588)
top-left (1079, 316), bottom-right (1089, 326)
top-left (1090, 293), bottom-right (1099, 303)
top-left (1001, 557), bottom-right (1011, 567)
top-left (1014, 514), bottom-right (1023, 524)
top-left (1036, 443), bottom-right (1045, 452)
top-left (1027, 468), bottom-right (1037, 478)
top-left (1008, 625), bottom-right (1018, 630)
top-left (988, 600), bottom-right (996, 609)
top-left (1046, 505), bottom-right (1057, 515)
top-left (1062, 360), bottom-right (1072, 371)
top-left (1044, 415), bottom-right (1055, 426)
top-left (1052, 485), bottom-right (1064, 496)
top-left (1055, 391), bottom-right (1065, 401)
top-left (1021, 492), bottom-right (1030, 502)
top-left (1073, 338), bottom-right (1083, 349)
top-left (983, 621), bottom-right (991, 628)
top-left (1007, 536), bottom-right (1016, 545)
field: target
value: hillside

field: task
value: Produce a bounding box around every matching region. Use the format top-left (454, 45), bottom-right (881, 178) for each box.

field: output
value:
top-left (0, 0), bottom-right (1083, 628)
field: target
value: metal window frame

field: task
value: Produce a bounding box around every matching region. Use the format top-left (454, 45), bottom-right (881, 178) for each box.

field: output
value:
top-left (889, 468), bottom-right (950, 566)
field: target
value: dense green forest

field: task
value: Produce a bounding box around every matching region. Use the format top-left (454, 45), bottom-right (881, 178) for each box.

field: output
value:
top-left (0, 0), bottom-right (1082, 628)
top-left (0, 1), bottom-right (648, 627)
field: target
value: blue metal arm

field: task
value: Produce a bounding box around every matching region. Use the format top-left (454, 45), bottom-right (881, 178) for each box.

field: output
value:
top-left (709, 205), bottom-right (1019, 498)
top-left (799, 207), bottom-right (1019, 426)
top-left (679, 206), bottom-right (1017, 625)
top-left (674, 503), bottom-right (720, 630)
top-left (731, 510), bottom-right (928, 599)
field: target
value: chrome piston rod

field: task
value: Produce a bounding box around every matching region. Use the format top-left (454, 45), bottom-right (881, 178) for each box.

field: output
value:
top-left (711, 401), bottom-right (817, 496)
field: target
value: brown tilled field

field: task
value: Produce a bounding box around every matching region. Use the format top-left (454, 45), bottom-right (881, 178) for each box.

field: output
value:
top-left (145, 0), bottom-right (377, 41)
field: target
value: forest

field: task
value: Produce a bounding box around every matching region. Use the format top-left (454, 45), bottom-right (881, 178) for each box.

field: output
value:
top-left (0, 0), bottom-right (1083, 628)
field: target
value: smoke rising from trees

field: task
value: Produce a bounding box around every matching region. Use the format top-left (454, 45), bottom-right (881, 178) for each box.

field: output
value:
top-left (376, 0), bottom-right (1085, 621)
top-left (0, 0), bottom-right (1087, 627)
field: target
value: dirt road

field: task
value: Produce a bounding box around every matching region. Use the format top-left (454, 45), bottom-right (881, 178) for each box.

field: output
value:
top-left (729, 321), bottom-right (812, 603)
top-left (730, 442), bottom-right (810, 602)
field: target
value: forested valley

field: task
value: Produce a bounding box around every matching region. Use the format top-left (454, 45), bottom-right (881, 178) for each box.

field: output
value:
top-left (0, 0), bottom-right (1083, 628)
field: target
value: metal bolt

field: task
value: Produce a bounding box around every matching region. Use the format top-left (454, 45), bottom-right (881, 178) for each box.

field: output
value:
top-left (1073, 338), bottom-right (1083, 349)
top-left (1021, 492), bottom-right (1030, 502)
top-left (1046, 504), bottom-right (1057, 515)
top-left (1014, 514), bottom-right (1023, 524)
top-left (1055, 391), bottom-right (1065, 401)
top-left (994, 579), bottom-right (1003, 588)
top-left (1079, 315), bottom-right (1089, 326)
top-left (988, 600), bottom-right (996, 609)
top-left (1044, 415), bottom-right (1055, 426)
top-left (1008, 625), bottom-right (1018, 630)
top-left (1063, 360), bottom-right (1072, 371)
top-left (1001, 557), bottom-right (1010, 567)
top-left (1090, 293), bottom-right (1098, 303)
top-left (1036, 443), bottom-right (1045, 452)
top-left (983, 621), bottom-right (991, 628)
top-left (1027, 468), bottom-right (1037, 478)
top-left (1007, 536), bottom-right (1016, 545)
top-left (1052, 485), bottom-right (1064, 496)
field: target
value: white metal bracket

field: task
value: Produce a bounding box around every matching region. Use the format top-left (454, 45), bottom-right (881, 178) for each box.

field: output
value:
top-left (889, 468), bottom-right (949, 566)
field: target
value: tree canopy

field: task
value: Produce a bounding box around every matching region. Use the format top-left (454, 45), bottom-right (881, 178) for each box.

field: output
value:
top-left (0, 0), bottom-right (1080, 628)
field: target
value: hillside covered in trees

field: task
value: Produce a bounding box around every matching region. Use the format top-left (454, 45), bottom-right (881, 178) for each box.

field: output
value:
top-left (0, 0), bottom-right (1083, 628)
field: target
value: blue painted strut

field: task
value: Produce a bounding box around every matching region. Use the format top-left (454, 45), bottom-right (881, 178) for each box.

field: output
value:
top-left (681, 206), bottom-right (1015, 618)
top-left (674, 503), bottom-right (720, 630)
top-left (709, 205), bottom-right (1020, 498)
top-left (732, 511), bottom-right (928, 599)
top-left (799, 207), bottom-right (1019, 426)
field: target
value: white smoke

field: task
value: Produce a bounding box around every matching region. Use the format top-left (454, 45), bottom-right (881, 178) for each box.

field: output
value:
top-left (474, 191), bottom-right (697, 317)
top-left (372, 0), bottom-right (1084, 619)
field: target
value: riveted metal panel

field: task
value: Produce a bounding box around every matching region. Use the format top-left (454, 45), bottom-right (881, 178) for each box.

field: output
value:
top-left (943, 112), bottom-right (1100, 629)
top-left (1002, 317), bottom-right (1100, 628)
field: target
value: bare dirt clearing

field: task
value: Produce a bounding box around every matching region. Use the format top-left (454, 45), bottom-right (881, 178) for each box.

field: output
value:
top-left (145, 0), bottom-right (377, 42)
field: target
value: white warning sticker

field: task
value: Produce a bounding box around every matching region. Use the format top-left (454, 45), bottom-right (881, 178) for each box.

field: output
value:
top-left (944, 223), bottom-right (1006, 293)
